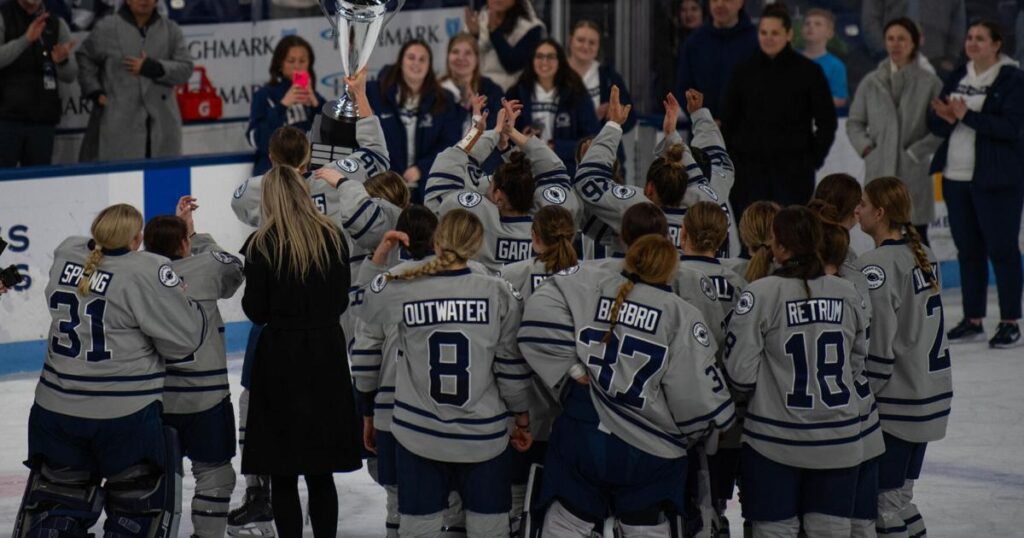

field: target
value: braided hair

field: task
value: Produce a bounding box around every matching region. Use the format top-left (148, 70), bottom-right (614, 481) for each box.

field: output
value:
top-left (390, 209), bottom-right (483, 281)
top-left (864, 176), bottom-right (938, 292)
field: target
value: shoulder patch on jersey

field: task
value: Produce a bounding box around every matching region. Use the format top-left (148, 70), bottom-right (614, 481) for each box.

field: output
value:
top-left (212, 251), bottom-right (242, 266)
top-left (736, 291), bottom-right (755, 315)
top-left (504, 279), bottom-right (523, 301)
top-left (612, 185), bottom-right (636, 200)
top-left (338, 158), bottom-right (359, 173)
top-left (233, 178), bottom-right (249, 199)
top-left (692, 322), bottom-right (711, 347)
top-left (862, 265), bottom-right (886, 290)
top-left (697, 183), bottom-right (719, 201)
top-left (458, 191), bottom-right (483, 208)
top-left (542, 186), bottom-right (567, 205)
top-left (556, 264), bottom-right (580, 276)
top-left (158, 264), bottom-right (181, 288)
top-left (700, 275), bottom-right (717, 301)
top-left (370, 273), bottom-right (389, 293)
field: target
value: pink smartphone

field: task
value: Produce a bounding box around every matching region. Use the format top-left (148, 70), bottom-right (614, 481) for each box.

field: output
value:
top-left (292, 70), bottom-right (310, 89)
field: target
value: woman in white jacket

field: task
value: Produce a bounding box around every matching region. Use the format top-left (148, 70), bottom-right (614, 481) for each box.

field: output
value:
top-left (847, 17), bottom-right (943, 244)
top-left (464, 0), bottom-right (545, 91)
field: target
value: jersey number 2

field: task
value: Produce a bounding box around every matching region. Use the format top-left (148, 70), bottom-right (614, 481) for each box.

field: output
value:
top-left (926, 294), bottom-right (951, 372)
top-left (49, 290), bottom-right (111, 362)
top-left (785, 331), bottom-right (849, 409)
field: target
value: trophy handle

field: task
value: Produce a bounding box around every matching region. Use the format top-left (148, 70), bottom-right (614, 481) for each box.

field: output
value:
top-left (319, 2), bottom-right (338, 36)
top-left (381, 0), bottom-right (406, 31)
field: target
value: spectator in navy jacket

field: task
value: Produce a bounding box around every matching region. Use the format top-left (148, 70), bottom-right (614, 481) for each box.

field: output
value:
top-left (465, 0), bottom-right (545, 91)
top-left (928, 20), bottom-right (1024, 349)
top-left (675, 0), bottom-right (758, 118)
top-left (506, 38), bottom-right (599, 175)
top-left (567, 19), bottom-right (635, 134)
top-left (439, 32), bottom-right (505, 132)
top-left (367, 39), bottom-right (461, 204)
top-left (247, 36), bottom-right (324, 176)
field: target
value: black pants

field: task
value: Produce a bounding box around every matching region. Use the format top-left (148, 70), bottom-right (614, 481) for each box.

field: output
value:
top-left (730, 158), bottom-right (816, 229)
top-left (270, 474), bottom-right (337, 537)
top-left (0, 119), bottom-right (55, 167)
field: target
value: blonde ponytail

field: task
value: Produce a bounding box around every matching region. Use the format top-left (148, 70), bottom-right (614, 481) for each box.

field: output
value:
top-left (78, 247), bottom-right (105, 296)
top-left (603, 234), bottom-right (678, 343)
top-left (904, 223), bottom-right (938, 292)
top-left (533, 205), bottom-right (578, 273)
top-left (391, 209), bottom-right (483, 282)
top-left (79, 204), bottom-right (143, 296)
top-left (864, 177), bottom-right (938, 292)
top-left (739, 201), bottom-right (781, 282)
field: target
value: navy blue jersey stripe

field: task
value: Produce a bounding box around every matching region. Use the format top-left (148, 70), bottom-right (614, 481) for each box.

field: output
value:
top-left (351, 365), bottom-right (381, 372)
top-left (194, 494), bottom-right (231, 503)
top-left (875, 392), bottom-right (953, 405)
top-left (379, 386), bottom-right (395, 393)
top-left (743, 420), bottom-right (880, 447)
top-left (424, 184), bottom-right (462, 196)
top-left (39, 377), bottom-right (164, 397)
top-left (494, 357), bottom-right (528, 365)
top-left (164, 384), bottom-right (231, 393)
top-left (517, 336), bottom-right (576, 348)
top-left (394, 400), bottom-right (510, 425)
top-left (878, 409), bottom-right (951, 423)
top-left (350, 206), bottom-right (383, 240)
top-left (745, 409), bottom-right (874, 430)
top-left (675, 399), bottom-right (733, 428)
top-left (165, 369), bottom-right (229, 378)
top-left (391, 417), bottom-right (508, 441)
top-left (520, 320), bottom-right (574, 333)
top-left (865, 371), bottom-right (891, 379)
top-left (867, 355), bottom-right (896, 365)
top-left (495, 372), bottom-right (532, 380)
top-left (343, 200), bottom-right (374, 228)
top-left (43, 364), bottom-right (165, 383)
top-left (591, 388), bottom-right (686, 449)
top-left (351, 349), bottom-right (383, 356)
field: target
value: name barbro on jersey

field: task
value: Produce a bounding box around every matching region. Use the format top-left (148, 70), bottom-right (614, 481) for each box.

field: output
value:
top-left (58, 262), bottom-right (113, 295)
top-left (594, 297), bottom-right (663, 334)
top-left (785, 298), bottom-right (844, 327)
top-left (404, 298), bottom-right (490, 327)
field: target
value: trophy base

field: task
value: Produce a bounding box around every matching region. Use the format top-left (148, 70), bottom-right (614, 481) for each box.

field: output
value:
top-left (309, 113), bottom-right (359, 170)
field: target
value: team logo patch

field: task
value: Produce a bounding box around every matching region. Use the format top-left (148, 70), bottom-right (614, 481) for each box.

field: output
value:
top-left (697, 183), bottom-right (719, 201)
top-left (693, 322), bottom-right (711, 347)
top-left (736, 291), bottom-right (755, 315)
top-left (458, 192), bottom-right (482, 208)
top-left (700, 276), bottom-right (717, 301)
top-left (233, 178), bottom-right (249, 199)
top-left (556, 264), bottom-right (580, 276)
top-left (370, 273), bottom-right (389, 293)
top-left (158, 264), bottom-right (181, 288)
top-left (862, 265), bottom-right (886, 290)
top-left (505, 279), bottom-right (523, 301)
top-left (612, 186), bottom-right (636, 200)
top-left (212, 251), bottom-right (242, 266)
top-left (542, 186), bottom-right (567, 205)
top-left (338, 158), bottom-right (359, 173)
top-left (555, 112), bottom-right (571, 128)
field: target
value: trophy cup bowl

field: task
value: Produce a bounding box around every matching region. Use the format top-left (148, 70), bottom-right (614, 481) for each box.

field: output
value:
top-left (317, 0), bottom-right (404, 149)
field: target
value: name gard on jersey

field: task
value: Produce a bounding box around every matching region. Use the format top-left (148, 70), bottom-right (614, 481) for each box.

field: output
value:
top-left (496, 238), bottom-right (534, 263)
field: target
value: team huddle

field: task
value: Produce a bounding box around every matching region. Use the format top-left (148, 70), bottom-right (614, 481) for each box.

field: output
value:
top-left (15, 73), bottom-right (952, 538)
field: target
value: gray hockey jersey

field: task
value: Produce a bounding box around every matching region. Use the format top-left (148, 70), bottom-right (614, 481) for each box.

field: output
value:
top-left (36, 237), bottom-right (208, 419)
top-left (350, 257), bottom-right (491, 432)
top-left (858, 240), bottom-right (953, 443)
top-left (586, 257), bottom-right (725, 348)
top-left (162, 234), bottom-right (245, 415)
top-left (723, 275), bottom-right (878, 469)
top-left (351, 264), bottom-right (531, 463)
top-left (679, 255), bottom-right (747, 320)
top-left (518, 263), bottom-right (735, 459)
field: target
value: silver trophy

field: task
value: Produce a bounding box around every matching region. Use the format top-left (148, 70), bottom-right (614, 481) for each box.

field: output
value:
top-left (319, 0), bottom-right (405, 132)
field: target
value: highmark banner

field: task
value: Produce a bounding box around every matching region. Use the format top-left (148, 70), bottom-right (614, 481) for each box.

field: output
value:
top-left (56, 8), bottom-right (466, 130)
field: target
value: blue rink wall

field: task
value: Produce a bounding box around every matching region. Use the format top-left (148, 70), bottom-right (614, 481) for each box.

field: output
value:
top-left (0, 151), bottom-right (1013, 377)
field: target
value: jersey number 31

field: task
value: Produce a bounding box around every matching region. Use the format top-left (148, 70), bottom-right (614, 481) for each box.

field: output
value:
top-left (49, 291), bottom-right (111, 362)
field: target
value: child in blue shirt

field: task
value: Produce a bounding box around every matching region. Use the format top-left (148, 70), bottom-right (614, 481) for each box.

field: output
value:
top-left (801, 8), bottom-right (848, 110)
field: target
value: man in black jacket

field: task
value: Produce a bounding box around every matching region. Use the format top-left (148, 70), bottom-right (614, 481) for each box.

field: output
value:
top-left (0, 0), bottom-right (77, 167)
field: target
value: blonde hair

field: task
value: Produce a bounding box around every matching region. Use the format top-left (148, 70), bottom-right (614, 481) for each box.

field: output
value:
top-left (533, 205), bottom-right (577, 273)
top-left (864, 176), bottom-right (938, 292)
top-left (739, 201), bottom-right (780, 282)
top-left (246, 165), bottom-right (343, 280)
top-left (79, 204), bottom-right (143, 295)
top-left (604, 234), bottom-right (678, 343)
top-left (365, 171), bottom-right (411, 209)
top-left (441, 33), bottom-right (482, 95)
top-left (390, 209), bottom-right (483, 281)
top-left (683, 201), bottom-right (729, 254)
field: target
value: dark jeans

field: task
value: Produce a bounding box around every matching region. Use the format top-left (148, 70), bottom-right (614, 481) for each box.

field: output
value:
top-left (942, 179), bottom-right (1024, 320)
top-left (0, 119), bottom-right (55, 166)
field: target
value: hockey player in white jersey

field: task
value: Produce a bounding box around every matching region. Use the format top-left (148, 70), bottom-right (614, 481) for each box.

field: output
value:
top-left (723, 206), bottom-right (879, 538)
top-left (425, 102), bottom-right (579, 271)
top-left (352, 209), bottom-right (534, 537)
top-left (498, 204), bottom-right (578, 531)
top-left (144, 197), bottom-right (245, 538)
top-left (722, 201), bottom-right (780, 283)
top-left (518, 234), bottom-right (735, 537)
top-left (15, 204), bottom-right (208, 538)
top-left (856, 177), bottom-right (954, 538)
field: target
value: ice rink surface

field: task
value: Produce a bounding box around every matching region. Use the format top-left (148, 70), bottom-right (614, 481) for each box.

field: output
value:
top-left (0, 292), bottom-right (1021, 537)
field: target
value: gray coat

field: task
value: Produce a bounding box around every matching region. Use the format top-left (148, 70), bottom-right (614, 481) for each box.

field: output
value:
top-left (76, 11), bottom-right (192, 161)
top-left (847, 59), bottom-right (944, 225)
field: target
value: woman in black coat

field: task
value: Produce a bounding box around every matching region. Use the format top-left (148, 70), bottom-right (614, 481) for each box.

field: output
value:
top-left (721, 4), bottom-right (837, 223)
top-left (241, 164), bottom-right (361, 538)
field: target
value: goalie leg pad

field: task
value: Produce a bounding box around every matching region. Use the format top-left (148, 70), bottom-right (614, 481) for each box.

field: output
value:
top-left (13, 462), bottom-right (103, 538)
top-left (102, 427), bottom-right (182, 538)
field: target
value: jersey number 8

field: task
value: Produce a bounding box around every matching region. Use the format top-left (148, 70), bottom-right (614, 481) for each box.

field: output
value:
top-left (428, 331), bottom-right (471, 407)
top-left (49, 290), bottom-right (111, 362)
